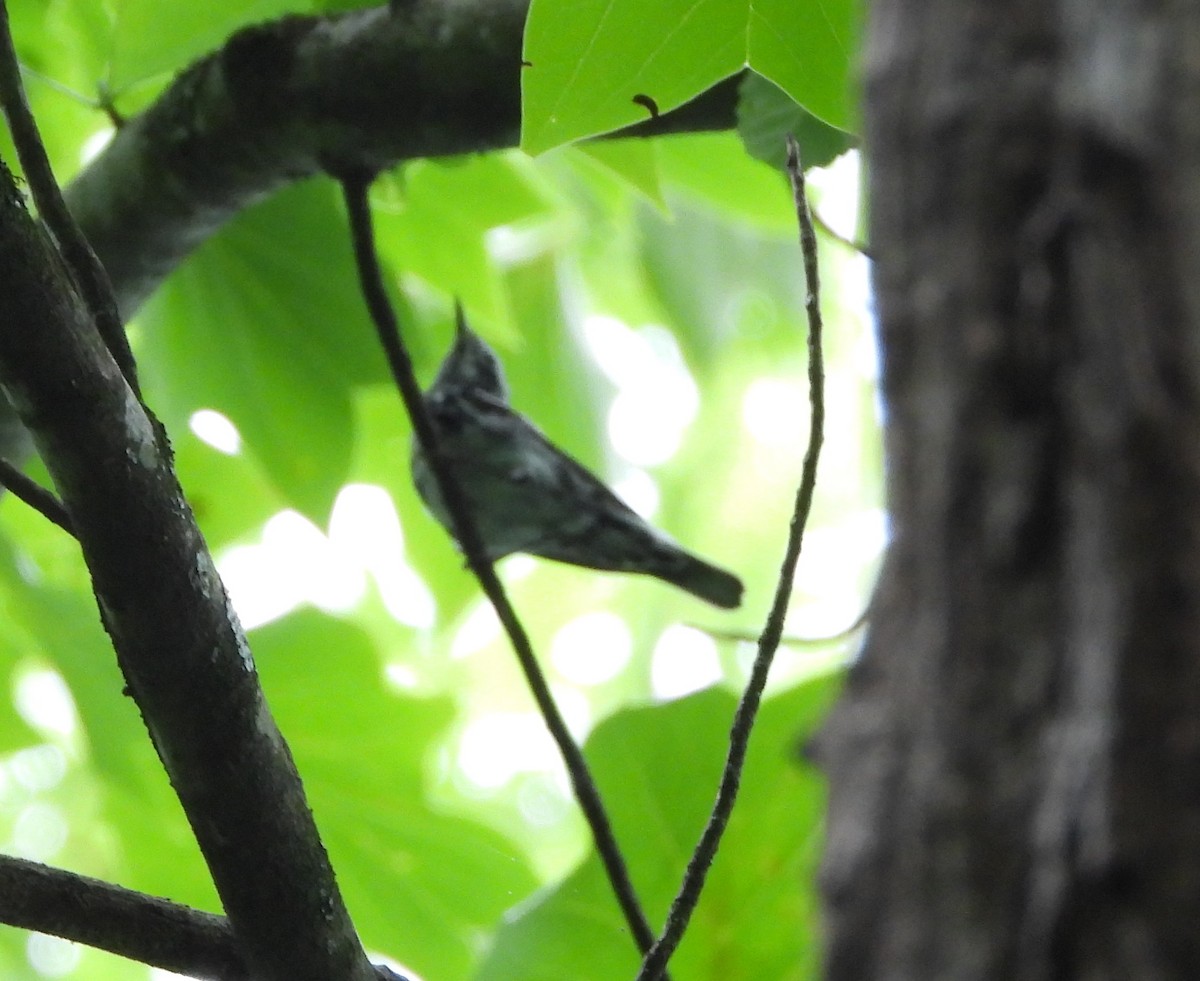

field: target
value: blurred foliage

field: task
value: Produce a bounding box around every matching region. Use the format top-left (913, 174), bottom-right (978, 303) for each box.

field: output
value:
top-left (477, 678), bottom-right (839, 980)
top-left (0, 1), bottom-right (878, 979)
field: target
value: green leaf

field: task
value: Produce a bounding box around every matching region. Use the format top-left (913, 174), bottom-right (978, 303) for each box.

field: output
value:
top-left (138, 179), bottom-right (388, 523)
top-left (169, 423), bottom-right (288, 550)
top-left (737, 71), bottom-right (855, 171)
top-left (573, 140), bottom-right (668, 211)
top-left (0, 532), bottom-right (217, 911)
top-left (105, 0), bottom-right (301, 91)
top-left (374, 152), bottom-right (565, 329)
top-left (477, 674), bottom-right (839, 979)
top-left (0, 534), bottom-right (146, 788)
top-left (747, 0), bottom-right (859, 132)
top-left (655, 132), bottom-right (797, 235)
top-left (521, 0), bottom-right (860, 154)
top-left (4, 0), bottom-right (115, 186)
top-left (522, 0), bottom-right (744, 155)
top-left (0, 592), bottom-right (47, 755)
top-left (252, 610), bottom-right (540, 980)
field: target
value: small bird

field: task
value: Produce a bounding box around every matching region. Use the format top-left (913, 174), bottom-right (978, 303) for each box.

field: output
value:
top-left (411, 305), bottom-right (744, 608)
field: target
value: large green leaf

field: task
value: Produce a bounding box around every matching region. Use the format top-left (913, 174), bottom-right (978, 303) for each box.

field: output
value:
top-left (372, 152), bottom-right (567, 332)
top-left (169, 421), bottom-right (288, 550)
top-left (747, 0), bottom-right (859, 131)
top-left (0, 556), bottom-right (53, 754)
top-left (8, 0), bottom-right (114, 181)
top-left (0, 533), bottom-right (148, 789)
top-left (252, 610), bottom-right (540, 980)
top-left (522, 0), bottom-right (744, 154)
top-left (477, 674), bottom-right (838, 978)
top-left (521, 0), bottom-right (859, 154)
top-left (654, 131), bottom-right (797, 233)
top-left (138, 179), bottom-right (388, 523)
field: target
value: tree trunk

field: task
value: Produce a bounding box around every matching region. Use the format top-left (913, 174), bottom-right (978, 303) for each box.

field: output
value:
top-left (818, 2), bottom-right (1200, 977)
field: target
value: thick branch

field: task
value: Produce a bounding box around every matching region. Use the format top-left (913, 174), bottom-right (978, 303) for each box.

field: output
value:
top-left (0, 168), bottom-right (373, 981)
top-left (64, 0), bottom-right (739, 321)
top-left (0, 855), bottom-right (245, 980)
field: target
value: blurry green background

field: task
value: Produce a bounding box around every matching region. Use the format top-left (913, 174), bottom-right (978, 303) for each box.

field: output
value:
top-left (0, 0), bottom-right (876, 978)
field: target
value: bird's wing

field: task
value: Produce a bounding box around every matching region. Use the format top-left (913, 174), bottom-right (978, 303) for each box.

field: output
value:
top-left (500, 406), bottom-right (682, 570)
top-left (423, 389), bottom-right (678, 567)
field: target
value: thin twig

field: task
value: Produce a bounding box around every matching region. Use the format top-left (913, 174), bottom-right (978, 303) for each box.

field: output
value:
top-left (0, 457), bottom-right (75, 535)
top-left (338, 174), bottom-right (664, 966)
top-left (635, 133), bottom-right (827, 981)
top-left (0, 0), bottom-right (139, 394)
top-left (0, 854), bottom-right (407, 981)
top-left (809, 199), bottom-right (873, 259)
top-left (0, 854), bottom-right (245, 979)
top-left (698, 603), bottom-right (868, 647)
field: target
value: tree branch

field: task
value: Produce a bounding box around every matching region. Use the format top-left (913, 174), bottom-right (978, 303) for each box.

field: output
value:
top-left (636, 136), bottom-right (827, 980)
top-left (0, 855), bottom-right (406, 981)
top-left (0, 855), bottom-right (246, 980)
top-left (0, 163), bottom-right (374, 981)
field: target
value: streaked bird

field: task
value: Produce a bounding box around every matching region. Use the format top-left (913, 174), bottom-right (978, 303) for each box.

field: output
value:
top-left (411, 305), bottom-right (743, 608)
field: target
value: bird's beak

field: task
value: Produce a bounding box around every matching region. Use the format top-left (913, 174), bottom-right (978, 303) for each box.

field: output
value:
top-left (454, 299), bottom-right (469, 340)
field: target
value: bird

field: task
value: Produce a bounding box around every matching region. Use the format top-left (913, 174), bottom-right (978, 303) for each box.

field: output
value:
top-left (410, 305), bottom-right (744, 609)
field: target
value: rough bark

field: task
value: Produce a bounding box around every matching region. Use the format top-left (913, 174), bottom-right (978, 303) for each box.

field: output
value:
top-left (0, 855), bottom-right (245, 980)
top-left (0, 166), bottom-right (374, 981)
top-left (818, 1), bottom-right (1200, 978)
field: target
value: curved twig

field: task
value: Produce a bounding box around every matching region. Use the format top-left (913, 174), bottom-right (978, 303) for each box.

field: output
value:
top-left (810, 200), bottom-right (874, 259)
top-left (635, 133), bottom-right (827, 980)
top-left (698, 603), bottom-right (868, 648)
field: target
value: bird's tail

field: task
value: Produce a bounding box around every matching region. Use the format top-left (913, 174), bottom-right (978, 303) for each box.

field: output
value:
top-left (529, 515), bottom-right (744, 608)
top-left (656, 553), bottom-right (744, 609)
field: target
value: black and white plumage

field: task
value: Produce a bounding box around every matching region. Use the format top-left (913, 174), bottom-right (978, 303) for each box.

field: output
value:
top-left (410, 306), bottom-right (744, 609)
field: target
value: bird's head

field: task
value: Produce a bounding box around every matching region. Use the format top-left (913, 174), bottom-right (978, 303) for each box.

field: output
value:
top-left (428, 302), bottom-right (509, 402)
